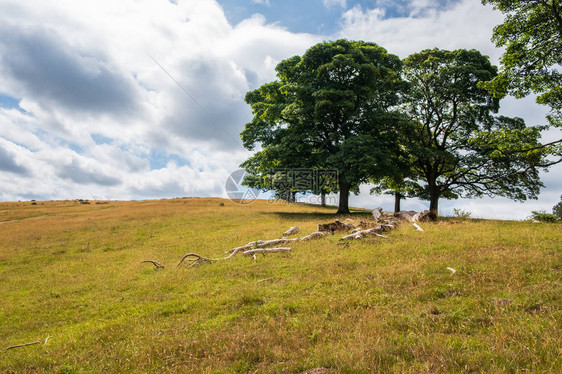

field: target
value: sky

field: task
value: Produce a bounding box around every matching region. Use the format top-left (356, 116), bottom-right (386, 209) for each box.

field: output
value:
top-left (0, 0), bottom-right (560, 219)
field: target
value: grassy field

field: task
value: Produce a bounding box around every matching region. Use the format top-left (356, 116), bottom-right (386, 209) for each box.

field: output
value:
top-left (0, 198), bottom-right (560, 373)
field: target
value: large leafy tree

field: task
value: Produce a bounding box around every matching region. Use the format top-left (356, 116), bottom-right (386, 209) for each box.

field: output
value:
top-left (241, 40), bottom-right (404, 214)
top-left (481, 0), bottom-right (562, 164)
top-left (402, 48), bottom-right (549, 215)
top-left (481, 0), bottom-right (562, 121)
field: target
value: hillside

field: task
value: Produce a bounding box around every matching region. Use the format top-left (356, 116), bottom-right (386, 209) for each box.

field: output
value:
top-left (1, 198), bottom-right (560, 373)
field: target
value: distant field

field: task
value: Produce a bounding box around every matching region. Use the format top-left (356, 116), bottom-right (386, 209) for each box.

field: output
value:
top-left (0, 198), bottom-right (560, 373)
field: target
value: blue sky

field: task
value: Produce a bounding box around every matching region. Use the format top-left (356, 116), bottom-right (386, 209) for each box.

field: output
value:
top-left (218, 0), bottom-right (459, 34)
top-left (0, 0), bottom-right (560, 218)
top-left (218, 0), bottom-right (349, 34)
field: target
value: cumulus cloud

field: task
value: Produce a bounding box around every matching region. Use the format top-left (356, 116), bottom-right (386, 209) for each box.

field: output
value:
top-left (0, 23), bottom-right (141, 119)
top-left (0, 138), bottom-right (30, 175)
top-left (0, 0), bottom-right (558, 219)
top-left (338, 0), bottom-right (504, 60)
top-left (0, 0), bottom-right (320, 201)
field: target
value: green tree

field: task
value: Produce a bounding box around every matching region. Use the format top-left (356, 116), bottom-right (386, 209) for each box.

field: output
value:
top-left (480, 0), bottom-right (562, 165)
top-left (241, 40), bottom-right (404, 214)
top-left (554, 195), bottom-right (562, 219)
top-left (402, 48), bottom-right (548, 216)
top-left (481, 0), bottom-right (562, 122)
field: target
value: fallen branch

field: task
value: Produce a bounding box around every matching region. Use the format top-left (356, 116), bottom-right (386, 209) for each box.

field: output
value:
top-left (176, 253), bottom-right (215, 267)
top-left (318, 219), bottom-right (356, 233)
top-left (257, 238), bottom-right (298, 247)
top-left (413, 223), bottom-right (424, 232)
top-left (178, 241), bottom-right (288, 268)
top-left (3, 341), bottom-right (41, 351)
top-left (300, 231), bottom-right (326, 241)
top-left (228, 238), bottom-right (298, 253)
top-left (3, 336), bottom-right (52, 352)
top-left (242, 247), bottom-right (291, 256)
top-left (141, 260), bottom-right (165, 269)
top-left (283, 226), bottom-right (300, 236)
top-left (341, 228), bottom-right (388, 240)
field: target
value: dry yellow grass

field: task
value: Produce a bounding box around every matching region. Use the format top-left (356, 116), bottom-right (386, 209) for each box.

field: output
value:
top-left (0, 198), bottom-right (560, 373)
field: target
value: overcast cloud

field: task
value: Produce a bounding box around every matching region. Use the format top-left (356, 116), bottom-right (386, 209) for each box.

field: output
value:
top-left (0, 0), bottom-right (559, 219)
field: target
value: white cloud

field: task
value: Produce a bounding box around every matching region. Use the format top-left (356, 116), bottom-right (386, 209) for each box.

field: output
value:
top-left (0, 0), bottom-right (319, 201)
top-left (338, 0), bottom-right (504, 61)
top-left (0, 0), bottom-right (558, 219)
top-left (252, 0), bottom-right (270, 5)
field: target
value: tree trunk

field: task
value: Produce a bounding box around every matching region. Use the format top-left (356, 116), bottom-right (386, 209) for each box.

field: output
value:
top-left (429, 191), bottom-right (439, 221)
top-left (321, 190), bottom-right (326, 207)
top-left (337, 182), bottom-right (350, 214)
top-left (394, 191), bottom-right (401, 213)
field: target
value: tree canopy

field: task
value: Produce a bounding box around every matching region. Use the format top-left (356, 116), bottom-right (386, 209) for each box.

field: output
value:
top-left (241, 39), bottom-right (404, 213)
top-left (480, 0), bottom-right (562, 167)
top-left (400, 48), bottom-right (548, 214)
top-left (481, 0), bottom-right (562, 123)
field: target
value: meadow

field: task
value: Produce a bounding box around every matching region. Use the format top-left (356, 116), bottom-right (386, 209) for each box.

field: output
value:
top-left (0, 198), bottom-right (560, 373)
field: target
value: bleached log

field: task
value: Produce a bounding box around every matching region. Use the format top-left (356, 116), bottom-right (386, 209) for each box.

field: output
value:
top-left (228, 238), bottom-right (298, 253)
top-left (228, 243), bottom-right (253, 254)
top-left (413, 223), bottom-right (424, 232)
top-left (242, 247), bottom-right (291, 256)
top-left (300, 231), bottom-right (326, 241)
top-left (258, 238), bottom-right (298, 247)
top-left (372, 207), bottom-right (383, 220)
top-left (340, 228), bottom-right (388, 240)
top-left (283, 226), bottom-right (300, 236)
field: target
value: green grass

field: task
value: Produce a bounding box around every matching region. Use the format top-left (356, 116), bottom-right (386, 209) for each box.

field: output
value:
top-left (0, 198), bottom-right (560, 373)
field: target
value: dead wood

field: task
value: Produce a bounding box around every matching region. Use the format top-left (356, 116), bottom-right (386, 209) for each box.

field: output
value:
top-left (228, 238), bottom-right (298, 253)
top-left (176, 253), bottom-right (215, 267)
top-left (340, 228), bottom-right (388, 240)
top-left (318, 219), bottom-right (356, 233)
top-left (300, 231), bottom-right (327, 241)
top-left (242, 247), bottom-right (291, 256)
top-left (283, 226), bottom-right (300, 236)
top-left (141, 260), bottom-right (165, 269)
top-left (3, 341), bottom-right (41, 351)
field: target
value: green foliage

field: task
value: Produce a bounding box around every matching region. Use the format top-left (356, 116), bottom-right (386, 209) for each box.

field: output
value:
top-left (401, 48), bottom-right (547, 214)
top-left (554, 195), bottom-right (562, 219)
top-left (529, 210), bottom-right (560, 222)
top-left (480, 0), bottom-right (562, 125)
top-left (452, 208), bottom-right (471, 219)
top-left (241, 39), bottom-right (405, 213)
